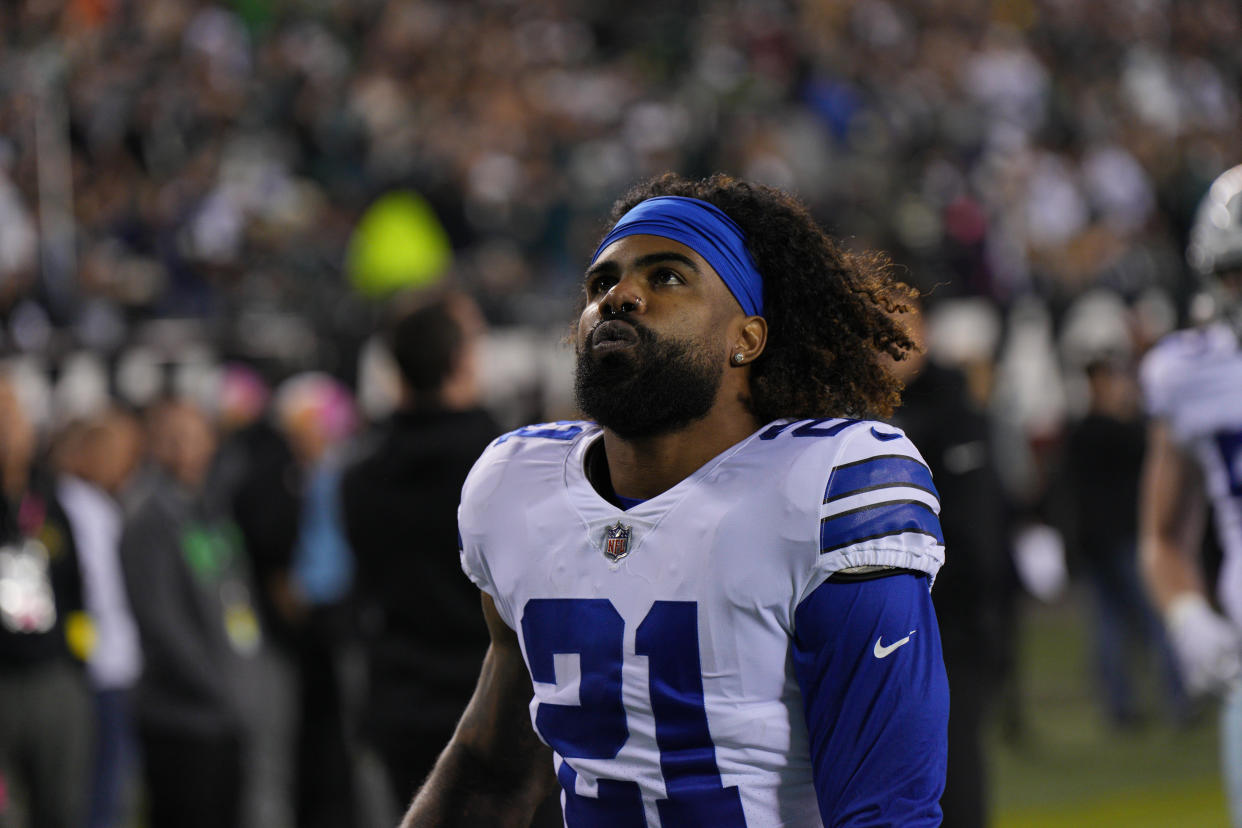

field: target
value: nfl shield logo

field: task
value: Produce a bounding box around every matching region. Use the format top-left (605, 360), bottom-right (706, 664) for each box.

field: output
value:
top-left (603, 521), bottom-right (632, 562)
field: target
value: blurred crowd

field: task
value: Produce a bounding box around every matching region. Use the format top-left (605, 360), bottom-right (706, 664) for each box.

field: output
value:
top-left (1, 0), bottom-right (1239, 333)
top-left (2, 0), bottom-right (1239, 826)
top-left (0, 293), bottom-right (518, 828)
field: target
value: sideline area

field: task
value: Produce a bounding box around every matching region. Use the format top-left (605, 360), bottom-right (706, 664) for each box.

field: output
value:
top-left (993, 590), bottom-right (1226, 828)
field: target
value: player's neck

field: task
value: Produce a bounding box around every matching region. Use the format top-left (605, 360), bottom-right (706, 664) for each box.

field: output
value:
top-left (599, 405), bottom-right (760, 500)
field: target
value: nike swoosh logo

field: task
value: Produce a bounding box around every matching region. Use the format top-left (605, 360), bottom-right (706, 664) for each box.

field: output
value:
top-left (871, 427), bottom-right (902, 441)
top-left (873, 631), bottom-right (916, 658)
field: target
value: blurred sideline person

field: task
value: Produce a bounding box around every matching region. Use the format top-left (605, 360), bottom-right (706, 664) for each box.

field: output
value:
top-left (0, 375), bottom-right (92, 828)
top-left (888, 307), bottom-right (1008, 828)
top-left (120, 398), bottom-right (263, 828)
top-left (275, 372), bottom-right (361, 828)
top-left (339, 294), bottom-right (505, 818)
top-left (1056, 360), bottom-right (1186, 729)
top-left (211, 366), bottom-right (301, 828)
top-left (55, 408), bottom-right (145, 828)
top-left (1139, 163), bottom-right (1242, 823)
top-left (406, 174), bottom-right (948, 827)
top-left (213, 364), bottom-right (301, 679)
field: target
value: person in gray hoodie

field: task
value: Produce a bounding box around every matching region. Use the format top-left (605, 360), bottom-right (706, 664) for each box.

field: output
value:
top-left (120, 397), bottom-right (262, 828)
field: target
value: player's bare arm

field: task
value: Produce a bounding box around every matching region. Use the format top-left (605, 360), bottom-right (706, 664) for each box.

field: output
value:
top-left (1139, 419), bottom-right (1208, 610)
top-left (402, 592), bottom-right (556, 827)
top-left (1140, 416), bottom-right (1241, 697)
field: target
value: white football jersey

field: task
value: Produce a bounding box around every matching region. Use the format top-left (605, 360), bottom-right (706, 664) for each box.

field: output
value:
top-left (459, 418), bottom-right (945, 828)
top-left (1141, 323), bottom-right (1242, 625)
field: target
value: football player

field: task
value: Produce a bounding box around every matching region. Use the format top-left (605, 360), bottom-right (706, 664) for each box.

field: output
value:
top-left (1139, 163), bottom-right (1242, 822)
top-left (405, 174), bottom-right (949, 827)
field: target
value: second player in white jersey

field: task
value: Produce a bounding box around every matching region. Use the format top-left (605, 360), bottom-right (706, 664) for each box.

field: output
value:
top-left (1139, 162), bottom-right (1242, 827)
top-left (1141, 323), bottom-right (1242, 624)
top-left (461, 418), bottom-right (946, 827)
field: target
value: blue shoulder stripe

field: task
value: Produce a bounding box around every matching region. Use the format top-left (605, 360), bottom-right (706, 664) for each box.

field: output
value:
top-left (820, 500), bottom-right (943, 554)
top-left (824, 454), bottom-right (938, 503)
top-left (493, 421), bottom-right (585, 446)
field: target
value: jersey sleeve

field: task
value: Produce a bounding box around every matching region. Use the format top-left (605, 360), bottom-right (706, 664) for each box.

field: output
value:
top-left (456, 423), bottom-right (588, 630)
top-left (457, 520), bottom-right (494, 597)
top-left (457, 436), bottom-right (516, 629)
top-left (1139, 334), bottom-right (1182, 421)
top-left (1138, 328), bottom-right (1224, 426)
top-left (793, 572), bottom-right (948, 826)
top-left (794, 423), bottom-right (945, 606)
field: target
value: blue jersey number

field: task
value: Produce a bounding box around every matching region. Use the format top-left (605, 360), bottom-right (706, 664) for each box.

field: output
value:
top-left (759, 418), bottom-right (858, 441)
top-left (1217, 429), bottom-right (1242, 497)
top-left (521, 599), bottom-right (746, 828)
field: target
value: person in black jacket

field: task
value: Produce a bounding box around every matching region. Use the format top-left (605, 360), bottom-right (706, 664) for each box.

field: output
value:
top-left (0, 375), bottom-right (93, 828)
top-left (1055, 358), bottom-right (1187, 727)
top-left (887, 311), bottom-right (1010, 828)
top-left (340, 293), bottom-right (501, 815)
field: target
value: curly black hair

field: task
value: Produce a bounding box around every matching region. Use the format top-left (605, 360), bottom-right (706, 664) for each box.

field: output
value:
top-left (601, 173), bottom-right (918, 421)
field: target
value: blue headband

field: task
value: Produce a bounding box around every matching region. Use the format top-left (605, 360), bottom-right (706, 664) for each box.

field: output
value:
top-left (591, 196), bottom-right (764, 317)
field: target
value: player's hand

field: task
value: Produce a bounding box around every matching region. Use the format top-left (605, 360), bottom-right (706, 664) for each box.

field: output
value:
top-left (1166, 592), bottom-right (1242, 697)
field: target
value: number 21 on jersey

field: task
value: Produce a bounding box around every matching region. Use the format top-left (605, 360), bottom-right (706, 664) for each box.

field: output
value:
top-left (521, 598), bottom-right (747, 827)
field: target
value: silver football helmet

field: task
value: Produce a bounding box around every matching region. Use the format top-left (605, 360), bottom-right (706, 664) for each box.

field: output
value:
top-left (1187, 164), bottom-right (1242, 332)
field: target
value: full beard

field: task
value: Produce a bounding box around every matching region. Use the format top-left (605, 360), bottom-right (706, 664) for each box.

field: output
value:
top-left (575, 322), bottom-right (724, 440)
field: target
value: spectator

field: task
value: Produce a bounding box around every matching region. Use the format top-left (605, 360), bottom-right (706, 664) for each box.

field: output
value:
top-left (120, 397), bottom-right (261, 828)
top-left (1054, 359), bottom-right (1189, 729)
top-left (888, 307), bottom-right (1010, 828)
top-left (0, 374), bottom-right (92, 828)
top-left (213, 366), bottom-right (302, 828)
top-left (339, 293), bottom-right (503, 815)
top-left (272, 371), bottom-right (361, 828)
top-left (55, 407), bottom-right (145, 828)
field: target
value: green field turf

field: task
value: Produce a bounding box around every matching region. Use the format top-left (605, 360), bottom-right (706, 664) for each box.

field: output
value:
top-left (989, 588), bottom-right (1228, 828)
